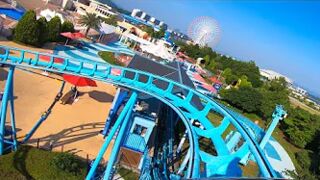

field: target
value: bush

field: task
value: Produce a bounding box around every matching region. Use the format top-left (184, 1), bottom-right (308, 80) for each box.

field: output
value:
top-left (221, 86), bottom-right (262, 113)
top-left (47, 16), bottom-right (62, 42)
top-left (14, 10), bottom-right (40, 46)
top-left (295, 150), bottom-right (312, 170)
top-left (281, 108), bottom-right (319, 148)
top-left (37, 17), bottom-right (48, 45)
top-left (51, 153), bottom-right (82, 175)
top-left (61, 21), bottom-right (75, 33)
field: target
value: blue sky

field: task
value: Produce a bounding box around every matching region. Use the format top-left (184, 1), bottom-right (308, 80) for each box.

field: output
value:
top-left (111, 0), bottom-right (320, 96)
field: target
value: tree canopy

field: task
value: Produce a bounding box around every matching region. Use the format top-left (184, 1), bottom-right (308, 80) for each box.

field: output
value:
top-left (281, 107), bottom-right (320, 148)
top-left (176, 41), bottom-right (263, 87)
top-left (221, 86), bottom-right (262, 113)
top-left (61, 21), bottom-right (75, 33)
top-left (14, 11), bottom-right (69, 46)
top-left (142, 26), bottom-right (165, 39)
top-left (14, 10), bottom-right (40, 46)
top-left (47, 16), bottom-right (62, 42)
top-left (37, 17), bottom-right (48, 46)
top-left (102, 15), bottom-right (118, 26)
top-left (79, 13), bottom-right (101, 36)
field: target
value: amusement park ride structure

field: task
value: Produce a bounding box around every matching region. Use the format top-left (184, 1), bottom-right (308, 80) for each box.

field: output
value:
top-left (188, 16), bottom-right (221, 47)
top-left (0, 45), bottom-right (288, 179)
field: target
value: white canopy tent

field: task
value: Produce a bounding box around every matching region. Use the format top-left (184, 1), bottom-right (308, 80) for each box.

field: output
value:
top-left (99, 23), bottom-right (116, 35)
top-left (39, 9), bottom-right (65, 23)
top-left (121, 32), bottom-right (151, 46)
top-left (140, 41), bottom-right (176, 61)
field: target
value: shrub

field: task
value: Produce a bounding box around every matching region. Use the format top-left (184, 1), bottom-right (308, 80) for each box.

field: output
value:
top-left (50, 153), bottom-right (82, 175)
top-left (295, 150), bottom-right (311, 170)
top-left (37, 17), bottom-right (48, 45)
top-left (14, 10), bottom-right (40, 46)
top-left (61, 21), bottom-right (75, 33)
top-left (47, 16), bottom-right (62, 42)
top-left (281, 108), bottom-right (319, 148)
top-left (220, 86), bottom-right (262, 113)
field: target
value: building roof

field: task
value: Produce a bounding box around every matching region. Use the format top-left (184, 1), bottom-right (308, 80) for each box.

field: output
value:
top-left (126, 55), bottom-right (203, 109)
top-left (260, 69), bottom-right (293, 84)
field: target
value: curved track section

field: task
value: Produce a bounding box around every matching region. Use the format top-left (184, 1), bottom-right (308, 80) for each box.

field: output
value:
top-left (0, 45), bottom-right (276, 178)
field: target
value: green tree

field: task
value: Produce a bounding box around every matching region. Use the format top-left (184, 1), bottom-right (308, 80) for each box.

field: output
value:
top-left (14, 10), bottom-right (40, 46)
top-left (37, 17), bottom-right (48, 45)
top-left (238, 75), bottom-right (252, 87)
top-left (142, 25), bottom-right (154, 36)
top-left (281, 108), bottom-right (319, 148)
top-left (222, 68), bottom-right (232, 79)
top-left (153, 27), bottom-right (165, 39)
top-left (79, 12), bottom-right (101, 37)
top-left (102, 15), bottom-right (117, 26)
top-left (296, 150), bottom-right (312, 169)
top-left (47, 16), bottom-right (62, 42)
top-left (204, 55), bottom-right (211, 65)
top-left (259, 78), bottom-right (290, 119)
top-left (61, 21), bottom-right (75, 33)
top-left (285, 169), bottom-right (318, 180)
top-left (221, 86), bottom-right (262, 113)
top-left (51, 153), bottom-right (82, 175)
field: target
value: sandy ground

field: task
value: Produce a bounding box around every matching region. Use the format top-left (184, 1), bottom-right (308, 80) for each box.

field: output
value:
top-left (0, 39), bottom-right (117, 161)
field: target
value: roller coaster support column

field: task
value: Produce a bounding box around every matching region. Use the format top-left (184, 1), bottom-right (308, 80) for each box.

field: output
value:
top-left (86, 91), bottom-right (137, 180)
top-left (241, 105), bottom-right (287, 165)
top-left (260, 105), bottom-right (287, 149)
top-left (104, 91), bottom-right (137, 179)
top-left (102, 89), bottom-right (128, 136)
top-left (0, 66), bottom-right (17, 155)
top-left (177, 119), bottom-right (194, 154)
top-left (22, 81), bottom-right (66, 143)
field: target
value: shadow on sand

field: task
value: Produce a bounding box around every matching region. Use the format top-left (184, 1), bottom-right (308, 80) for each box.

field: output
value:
top-left (88, 90), bottom-right (114, 103)
top-left (0, 68), bottom-right (8, 81)
top-left (28, 122), bottom-right (105, 151)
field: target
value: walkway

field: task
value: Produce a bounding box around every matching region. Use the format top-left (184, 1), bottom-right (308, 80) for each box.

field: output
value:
top-left (54, 42), bottom-right (135, 64)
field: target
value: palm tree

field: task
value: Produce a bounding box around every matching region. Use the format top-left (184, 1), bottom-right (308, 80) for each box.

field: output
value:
top-left (79, 12), bottom-right (101, 37)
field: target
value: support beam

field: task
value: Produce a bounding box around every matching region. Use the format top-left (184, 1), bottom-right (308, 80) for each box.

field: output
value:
top-left (101, 89), bottom-right (128, 136)
top-left (260, 105), bottom-right (286, 149)
top-left (22, 81), bottom-right (66, 143)
top-left (103, 91), bottom-right (137, 179)
top-left (9, 72), bottom-right (17, 151)
top-left (0, 66), bottom-right (15, 155)
top-left (86, 91), bottom-right (137, 180)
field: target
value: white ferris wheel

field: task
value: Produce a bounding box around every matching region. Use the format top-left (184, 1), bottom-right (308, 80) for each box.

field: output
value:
top-left (187, 16), bottom-right (221, 47)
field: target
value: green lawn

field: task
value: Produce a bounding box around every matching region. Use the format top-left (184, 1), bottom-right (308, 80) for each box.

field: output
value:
top-left (241, 161), bottom-right (259, 177)
top-left (118, 167), bottom-right (139, 180)
top-left (98, 51), bottom-right (125, 66)
top-left (0, 146), bottom-right (87, 180)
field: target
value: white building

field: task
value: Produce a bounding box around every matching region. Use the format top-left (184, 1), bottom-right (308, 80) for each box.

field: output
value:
top-left (74, 0), bottom-right (117, 18)
top-left (39, 8), bottom-right (66, 23)
top-left (131, 8), bottom-right (167, 30)
top-left (289, 86), bottom-right (308, 98)
top-left (260, 69), bottom-right (293, 84)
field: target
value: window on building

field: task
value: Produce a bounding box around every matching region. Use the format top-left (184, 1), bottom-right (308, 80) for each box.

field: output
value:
top-left (133, 124), bottom-right (148, 137)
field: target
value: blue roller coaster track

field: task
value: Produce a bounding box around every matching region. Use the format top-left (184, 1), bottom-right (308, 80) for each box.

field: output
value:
top-left (0, 45), bottom-right (280, 179)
